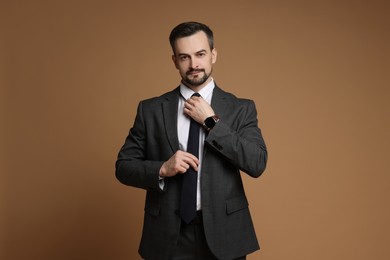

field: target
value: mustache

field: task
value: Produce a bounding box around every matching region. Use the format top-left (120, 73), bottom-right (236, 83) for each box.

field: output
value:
top-left (186, 68), bottom-right (205, 75)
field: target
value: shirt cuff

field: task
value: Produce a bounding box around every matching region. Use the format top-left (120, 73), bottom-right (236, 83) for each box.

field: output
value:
top-left (158, 176), bottom-right (165, 190)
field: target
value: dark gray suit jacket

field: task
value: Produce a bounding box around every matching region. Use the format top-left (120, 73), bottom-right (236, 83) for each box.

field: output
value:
top-left (116, 85), bottom-right (267, 260)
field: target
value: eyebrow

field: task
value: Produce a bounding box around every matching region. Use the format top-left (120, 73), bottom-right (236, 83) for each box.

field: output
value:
top-left (177, 49), bottom-right (207, 56)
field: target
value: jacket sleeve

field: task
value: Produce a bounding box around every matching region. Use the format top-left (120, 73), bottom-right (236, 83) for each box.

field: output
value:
top-left (204, 99), bottom-right (267, 177)
top-left (115, 101), bottom-right (163, 190)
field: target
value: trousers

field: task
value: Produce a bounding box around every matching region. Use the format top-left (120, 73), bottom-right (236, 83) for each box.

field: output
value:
top-left (170, 212), bottom-right (246, 260)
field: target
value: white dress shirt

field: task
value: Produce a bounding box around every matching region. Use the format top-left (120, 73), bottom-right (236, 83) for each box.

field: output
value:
top-left (178, 79), bottom-right (215, 211)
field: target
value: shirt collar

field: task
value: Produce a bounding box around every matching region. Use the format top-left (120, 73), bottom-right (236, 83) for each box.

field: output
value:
top-left (179, 79), bottom-right (215, 101)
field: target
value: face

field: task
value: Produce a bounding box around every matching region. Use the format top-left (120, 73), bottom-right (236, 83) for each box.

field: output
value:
top-left (172, 31), bottom-right (217, 90)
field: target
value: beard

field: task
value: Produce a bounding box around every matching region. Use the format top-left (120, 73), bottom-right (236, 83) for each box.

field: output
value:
top-left (182, 68), bottom-right (212, 87)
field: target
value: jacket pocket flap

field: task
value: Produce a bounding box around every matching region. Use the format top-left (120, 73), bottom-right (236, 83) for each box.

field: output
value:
top-left (144, 203), bottom-right (160, 216)
top-left (226, 195), bottom-right (249, 215)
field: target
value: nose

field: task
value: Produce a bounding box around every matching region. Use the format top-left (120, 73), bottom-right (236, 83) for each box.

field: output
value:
top-left (189, 56), bottom-right (199, 69)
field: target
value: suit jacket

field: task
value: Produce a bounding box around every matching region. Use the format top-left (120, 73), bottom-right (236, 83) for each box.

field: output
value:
top-left (116, 85), bottom-right (267, 260)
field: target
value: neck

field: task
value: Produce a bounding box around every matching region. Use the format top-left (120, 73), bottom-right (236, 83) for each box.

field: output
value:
top-left (181, 77), bottom-right (213, 93)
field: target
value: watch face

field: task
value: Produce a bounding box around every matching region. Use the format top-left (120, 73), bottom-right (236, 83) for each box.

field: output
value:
top-left (205, 117), bottom-right (215, 129)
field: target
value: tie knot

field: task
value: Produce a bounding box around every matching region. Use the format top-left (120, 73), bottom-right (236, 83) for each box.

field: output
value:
top-left (192, 93), bottom-right (201, 97)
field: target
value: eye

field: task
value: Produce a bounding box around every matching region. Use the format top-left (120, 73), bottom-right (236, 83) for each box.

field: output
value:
top-left (180, 55), bottom-right (189, 61)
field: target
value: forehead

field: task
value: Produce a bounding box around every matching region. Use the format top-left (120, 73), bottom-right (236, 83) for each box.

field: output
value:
top-left (173, 31), bottom-right (211, 54)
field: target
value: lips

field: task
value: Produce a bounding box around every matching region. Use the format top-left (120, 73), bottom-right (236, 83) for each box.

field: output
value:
top-left (187, 69), bottom-right (204, 75)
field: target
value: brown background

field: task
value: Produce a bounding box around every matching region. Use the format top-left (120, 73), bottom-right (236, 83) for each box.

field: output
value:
top-left (1, 0), bottom-right (389, 259)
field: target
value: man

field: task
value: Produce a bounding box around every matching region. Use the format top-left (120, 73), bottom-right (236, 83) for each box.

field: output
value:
top-left (116, 21), bottom-right (267, 260)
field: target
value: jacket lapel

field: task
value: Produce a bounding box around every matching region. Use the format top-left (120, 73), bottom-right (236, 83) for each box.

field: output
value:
top-left (211, 85), bottom-right (229, 120)
top-left (162, 87), bottom-right (181, 153)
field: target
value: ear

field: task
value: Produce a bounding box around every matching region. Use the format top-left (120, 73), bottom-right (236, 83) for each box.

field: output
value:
top-left (172, 54), bottom-right (179, 69)
top-left (211, 48), bottom-right (217, 64)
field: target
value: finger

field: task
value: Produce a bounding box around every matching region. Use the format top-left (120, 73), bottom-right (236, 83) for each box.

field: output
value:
top-left (182, 152), bottom-right (199, 163)
top-left (188, 160), bottom-right (199, 171)
top-left (175, 160), bottom-right (192, 174)
top-left (186, 96), bottom-right (200, 106)
top-left (184, 102), bottom-right (192, 110)
top-left (180, 162), bottom-right (190, 171)
top-left (182, 156), bottom-right (199, 171)
top-left (177, 165), bottom-right (189, 174)
top-left (185, 98), bottom-right (199, 108)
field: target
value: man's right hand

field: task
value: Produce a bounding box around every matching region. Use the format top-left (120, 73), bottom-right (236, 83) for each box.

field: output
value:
top-left (159, 150), bottom-right (199, 177)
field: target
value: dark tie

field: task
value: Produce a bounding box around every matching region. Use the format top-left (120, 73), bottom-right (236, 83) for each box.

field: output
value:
top-left (180, 92), bottom-right (201, 224)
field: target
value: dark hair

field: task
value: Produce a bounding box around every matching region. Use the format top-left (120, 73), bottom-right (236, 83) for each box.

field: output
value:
top-left (169, 22), bottom-right (214, 54)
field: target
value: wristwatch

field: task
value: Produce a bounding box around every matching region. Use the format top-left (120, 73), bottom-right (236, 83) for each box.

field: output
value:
top-left (203, 115), bottom-right (220, 131)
